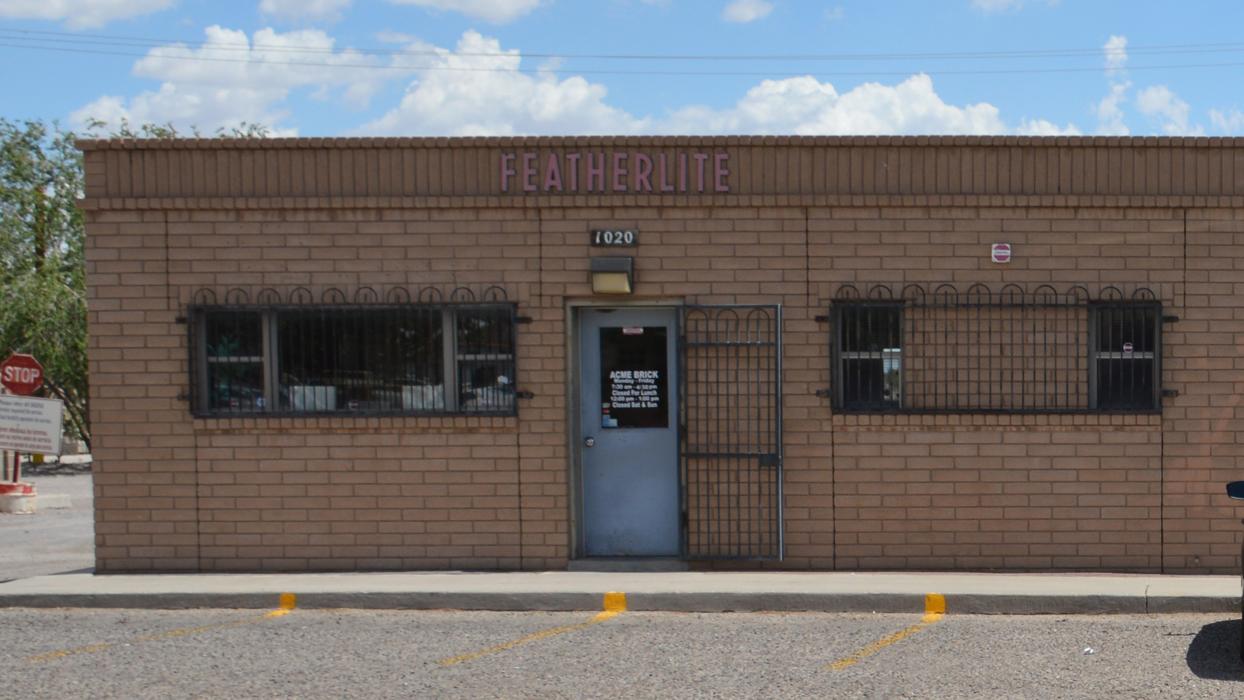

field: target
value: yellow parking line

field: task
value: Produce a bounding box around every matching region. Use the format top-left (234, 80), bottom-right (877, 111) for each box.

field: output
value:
top-left (27, 592), bottom-right (298, 664)
top-left (437, 592), bottom-right (627, 668)
top-left (827, 593), bottom-right (946, 672)
top-left (266, 592), bottom-right (297, 618)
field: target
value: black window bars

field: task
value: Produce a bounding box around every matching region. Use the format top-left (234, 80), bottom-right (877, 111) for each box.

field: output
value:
top-left (830, 283), bottom-right (1163, 414)
top-left (188, 286), bottom-right (517, 418)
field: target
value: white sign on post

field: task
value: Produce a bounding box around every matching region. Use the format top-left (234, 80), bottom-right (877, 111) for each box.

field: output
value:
top-left (0, 394), bottom-right (64, 455)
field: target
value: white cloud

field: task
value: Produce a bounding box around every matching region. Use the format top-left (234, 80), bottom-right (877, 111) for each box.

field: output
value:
top-left (260, 0), bottom-right (352, 22)
top-left (824, 6), bottom-right (845, 21)
top-left (722, 0), bottom-right (773, 23)
top-left (361, 35), bottom-right (1052, 137)
top-left (0, 0), bottom-right (173, 29)
top-left (386, 0), bottom-right (543, 23)
top-left (1094, 36), bottom-right (1130, 135)
top-left (1095, 81), bottom-right (1129, 135)
top-left (361, 31), bottom-right (648, 135)
top-left (1210, 108), bottom-right (1244, 134)
top-left (1136, 85), bottom-right (1201, 136)
top-left (71, 26), bottom-right (389, 135)
top-left (377, 30), bottom-right (420, 44)
top-left (662, 74), bottom-right (1010, 135)
top-left (360, 32), bottom-right (1080, 137)
top-left (1016, 118), bottom-right (1081, 136)
top-left (1104, 35), bottom-right (1128, 76)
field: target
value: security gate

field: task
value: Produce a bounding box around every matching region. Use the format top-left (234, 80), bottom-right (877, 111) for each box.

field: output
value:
top-left (680, 305), bottom-right (783, 560)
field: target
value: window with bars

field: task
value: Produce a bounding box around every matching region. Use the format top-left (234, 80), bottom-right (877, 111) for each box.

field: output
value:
top-left (1091, 303), bottom-right (1159, 411)
top-left (830, 285), bottom-right (1162, 414)
top-left (831, 303), bottom-right (903, 411)
top-left (191, 303), bottom-right (516, 417)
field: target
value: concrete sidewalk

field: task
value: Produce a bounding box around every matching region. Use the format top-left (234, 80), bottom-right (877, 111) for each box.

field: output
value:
top-left (0, 570), bottom-right (1238, 615)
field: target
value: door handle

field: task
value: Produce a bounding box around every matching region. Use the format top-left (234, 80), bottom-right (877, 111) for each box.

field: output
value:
top-left (584, 436), bottom-right (596, 448)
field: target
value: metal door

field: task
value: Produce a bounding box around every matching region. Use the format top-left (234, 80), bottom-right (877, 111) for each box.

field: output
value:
top-left (680, 305), bottom-right (783, 560)
top-left (578, 307), bottom-right (680, 556)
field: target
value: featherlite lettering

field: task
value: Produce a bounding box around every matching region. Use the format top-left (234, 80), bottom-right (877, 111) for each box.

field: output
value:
top-left (500, 151), bottom-right (730, 194)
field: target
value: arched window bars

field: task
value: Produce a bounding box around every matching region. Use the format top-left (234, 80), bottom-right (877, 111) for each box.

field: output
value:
top-left (187, 286), bottom-right (518, 417)
top-left (829, 283), bottom-right (1165, 413)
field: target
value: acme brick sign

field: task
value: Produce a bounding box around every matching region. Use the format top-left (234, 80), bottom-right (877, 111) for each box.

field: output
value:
top-left (500, 150), bottom-right (730, 194)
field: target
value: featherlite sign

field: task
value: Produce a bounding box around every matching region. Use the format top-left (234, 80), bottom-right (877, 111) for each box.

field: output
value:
top-left (500, 150), bottom-right (731, 194)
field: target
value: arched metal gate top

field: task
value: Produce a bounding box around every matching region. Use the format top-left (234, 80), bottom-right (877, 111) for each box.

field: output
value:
top-left (679, 304), bottom-right (783, 561)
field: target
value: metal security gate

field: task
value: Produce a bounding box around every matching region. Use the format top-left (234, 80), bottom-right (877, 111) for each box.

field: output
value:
top-left (679, 305), bottom-right (782, 560)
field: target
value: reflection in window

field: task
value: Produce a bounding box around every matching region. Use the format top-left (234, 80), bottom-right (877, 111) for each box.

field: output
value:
top-left (193, 303), bottom-right (515, 416)
top-left (276, 308), bottom-right (443, 413)
top-left (455, 307), bottom-right (514, 413)
top-left (835, 303), bottom-right (902, 410)
top-left (204, 311), bottom-right (264, 413)
top-left (1092, 303), bottom-right (1159, 410)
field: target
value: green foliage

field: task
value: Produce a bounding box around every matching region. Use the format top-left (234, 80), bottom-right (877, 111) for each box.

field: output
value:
top-left (83, 118), bottom-right (271, 139)
top-left (0, 118), bottom-right (89, 447)
top-left (1, 117), bottom-right (272, 451)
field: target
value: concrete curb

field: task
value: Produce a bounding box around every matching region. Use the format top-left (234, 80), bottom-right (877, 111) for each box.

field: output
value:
top-left (0, 591), bottom-right (1237, 614)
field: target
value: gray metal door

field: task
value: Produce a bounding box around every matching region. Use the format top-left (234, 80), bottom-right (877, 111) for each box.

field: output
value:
top-left (680, 305), bottom-right (783, 560)
top-left (578, 307), bottom-right (680, 557)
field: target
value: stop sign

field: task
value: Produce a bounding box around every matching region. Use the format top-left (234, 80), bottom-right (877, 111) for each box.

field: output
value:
top-left (0, 353), bottom-right (44, 395)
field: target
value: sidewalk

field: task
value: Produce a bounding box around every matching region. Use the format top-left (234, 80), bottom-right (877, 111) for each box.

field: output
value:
top-left (0, 570), bottom-right (1237, 615)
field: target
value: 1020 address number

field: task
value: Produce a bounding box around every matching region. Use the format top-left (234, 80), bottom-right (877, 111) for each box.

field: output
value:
top-left (590, 229), bottom-right (638, 247)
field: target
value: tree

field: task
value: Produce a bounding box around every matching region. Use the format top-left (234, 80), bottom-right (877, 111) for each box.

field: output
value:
top-left (1, 118), bottom-right (271, 453)
top-left (0, 119), bottom-right (89, 448)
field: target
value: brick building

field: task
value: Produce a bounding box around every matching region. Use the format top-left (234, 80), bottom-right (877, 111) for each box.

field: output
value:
top-left (79, 136), bottom-right (1244, 574)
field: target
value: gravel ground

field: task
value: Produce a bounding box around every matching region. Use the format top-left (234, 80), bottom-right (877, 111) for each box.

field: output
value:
top-left (0, 472), bottom-right (93, 581)
top-left (0, 608), bottom-right (1239, 699)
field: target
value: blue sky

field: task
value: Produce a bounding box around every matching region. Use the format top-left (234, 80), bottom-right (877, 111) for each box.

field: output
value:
top-left (2, 0), bottom-right (1243, 137)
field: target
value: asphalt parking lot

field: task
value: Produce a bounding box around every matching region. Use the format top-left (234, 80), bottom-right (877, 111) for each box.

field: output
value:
top-left (1, 469), bottom-right (1242, 697)
top-left (0, 470), bottom-right (93, 581)
top-left (1, 607), bottom-right (1241, 698)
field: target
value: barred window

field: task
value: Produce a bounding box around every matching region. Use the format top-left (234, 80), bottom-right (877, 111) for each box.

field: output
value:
top-left (1091, 303), bottom-right (1159, 411)
top-left (831, 303), bottom-right (902, 411)
top-left (831, 285), bottom-right (1162, 414)
top-left (191, 297), bottom-right (516, 417)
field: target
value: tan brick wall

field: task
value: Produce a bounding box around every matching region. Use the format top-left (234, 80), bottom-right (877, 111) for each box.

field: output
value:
top-left (82, 139), bottom-right (1244, 573)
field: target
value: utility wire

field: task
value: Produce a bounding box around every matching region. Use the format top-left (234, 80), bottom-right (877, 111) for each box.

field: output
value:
top-left (4, 26), bottom-right (1244, 63)
top-left (3, 38), bottom-right (1244, 78)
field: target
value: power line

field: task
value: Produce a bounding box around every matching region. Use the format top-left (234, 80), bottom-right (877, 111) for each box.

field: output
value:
top-left (4, 26), bottom-right (1244, 64)
top-left (3, 38), bottom-right (1244, 79)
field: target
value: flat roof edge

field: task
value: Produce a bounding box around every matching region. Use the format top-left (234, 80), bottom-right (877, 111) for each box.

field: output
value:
top-left (74, 135), bottom-right (1244, 151)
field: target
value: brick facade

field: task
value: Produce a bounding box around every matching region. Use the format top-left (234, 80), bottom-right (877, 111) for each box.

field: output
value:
top-left (80, 137), bottom-right (1244, 573)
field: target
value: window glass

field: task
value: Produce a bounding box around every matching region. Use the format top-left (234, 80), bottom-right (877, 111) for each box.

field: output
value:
top-left (1094, 304), bottom-right (1157, 410)
top-left (830, 290), bottom-right (1161, 415)
top-left (837, 305), bottom-right (902, 410)
top-left (204, 311), bottom-right (264, 413)
top-left (194, 302), bottom-right (516, 417)
top-left (276, 308), bottom-right (443, 413)
top-left (599, 326), bottom-right (669, 429)
top-left (456, 307), bottom-right (514, 413)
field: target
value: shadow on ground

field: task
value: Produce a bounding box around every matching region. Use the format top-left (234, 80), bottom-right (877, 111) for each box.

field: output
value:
top-left (1187, 619), bottom-right (1244, 680)
top-left (20, 460), bottom-right (91, 476)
